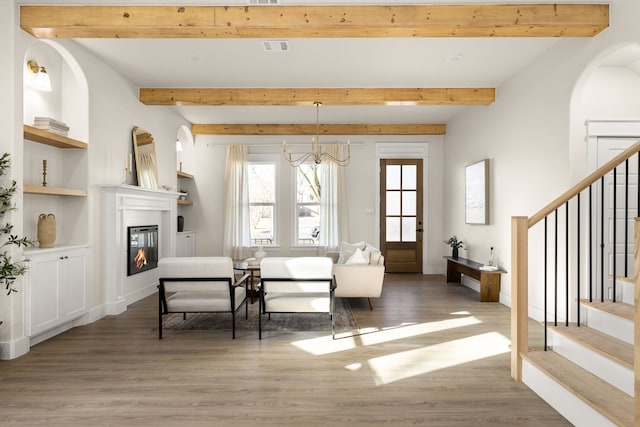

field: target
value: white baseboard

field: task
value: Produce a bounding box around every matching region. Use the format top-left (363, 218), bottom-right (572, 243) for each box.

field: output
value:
top-left (0, 336), bottom-right (30, 360)
top-left (126, 282), bottom-right (157, 307)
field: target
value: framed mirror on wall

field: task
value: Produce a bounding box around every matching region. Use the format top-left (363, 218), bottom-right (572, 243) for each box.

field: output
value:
top-left (132, 126), bottom-right (159, 190)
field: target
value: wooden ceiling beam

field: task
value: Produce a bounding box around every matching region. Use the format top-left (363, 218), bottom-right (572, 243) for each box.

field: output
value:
top-left (191, 123), bottom-right (446, 136)
top-left (20, 4), bottom-right (609, 39)
top-left (140, 88), bottom-right (495, 106)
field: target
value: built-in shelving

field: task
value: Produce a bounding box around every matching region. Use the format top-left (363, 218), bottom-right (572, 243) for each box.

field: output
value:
top-left (23, 125), bottom-right (88, 150)
top-left (177, 169), bottom-right (194, 206)
top-left (23, 125), bottom-right (88, 198)
top-left (23, 185), bottom-right (87, 197)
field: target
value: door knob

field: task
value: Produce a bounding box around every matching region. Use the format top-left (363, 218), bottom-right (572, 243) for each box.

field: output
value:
top-left (416, 228), bottom-right (424, 232)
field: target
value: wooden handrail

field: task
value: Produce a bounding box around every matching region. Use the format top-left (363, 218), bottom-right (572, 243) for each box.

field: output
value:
top-left (529, 138), bottom-right (640, 228)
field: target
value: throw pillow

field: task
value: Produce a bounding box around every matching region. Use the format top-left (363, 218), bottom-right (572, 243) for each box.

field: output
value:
top-left (346, 248), bottom-right (370, 265)
top-left (337, 241), bottom-right (366, 264)
top-left (363, 244), bottom-right (382, 265)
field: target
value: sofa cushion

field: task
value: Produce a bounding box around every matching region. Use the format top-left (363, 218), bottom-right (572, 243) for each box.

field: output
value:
top-left (337, 241), bottom-right (366, 264)
top-left (346, 247), bottom-right (370, 265)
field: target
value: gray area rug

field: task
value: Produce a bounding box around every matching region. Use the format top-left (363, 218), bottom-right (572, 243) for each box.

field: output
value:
top-left (158, 297), bottom-right (357, 333)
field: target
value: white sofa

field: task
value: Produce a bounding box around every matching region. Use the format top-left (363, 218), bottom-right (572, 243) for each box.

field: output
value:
top-left (331, 242), bottom-right (385, 310)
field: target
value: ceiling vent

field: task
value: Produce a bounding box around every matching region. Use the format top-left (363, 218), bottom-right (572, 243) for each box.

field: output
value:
top-left (249, 0), bottom-right (279, 5)
top-left (262, 40), bottom-right (290, 52)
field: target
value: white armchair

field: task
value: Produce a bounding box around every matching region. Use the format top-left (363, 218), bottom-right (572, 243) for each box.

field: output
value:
top-left (258, 257), bottom-right (335, 339)
top-left (157, 257), bottom-right (249, 339)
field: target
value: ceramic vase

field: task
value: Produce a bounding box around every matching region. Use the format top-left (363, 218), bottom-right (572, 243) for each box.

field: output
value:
top-left (452, 247), bottom-right (459, 259)
top-left (37, 213), bottom-right (56, 248)
top-left (255, 246), bottom-right (267, 263)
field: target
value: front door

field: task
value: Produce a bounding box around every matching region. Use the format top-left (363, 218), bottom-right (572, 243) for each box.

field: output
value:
top-left (380, 159), bottom-right (423, 273)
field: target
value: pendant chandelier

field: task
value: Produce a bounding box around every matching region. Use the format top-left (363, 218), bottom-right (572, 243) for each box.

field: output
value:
top-left (282, 102), bottom-right (351, 167)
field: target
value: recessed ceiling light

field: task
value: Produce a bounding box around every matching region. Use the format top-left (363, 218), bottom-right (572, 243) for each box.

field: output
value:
top-left (446, 54), bottom-right (464, 63)
top-left (249, 0), bottom-right (279, 4)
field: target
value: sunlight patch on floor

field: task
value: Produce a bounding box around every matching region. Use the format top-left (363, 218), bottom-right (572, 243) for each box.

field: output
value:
top-left (368, 332), bottom-right (510, 385)
top-left (291, 334), bottom-right (357, 355)
top-left (289, 316), bottom-right (482, 356)
top-left (358, 316), bottom-right (482, 346)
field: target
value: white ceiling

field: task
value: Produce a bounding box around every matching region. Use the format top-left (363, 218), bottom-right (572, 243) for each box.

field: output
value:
top-left (20, 0), bottom-right (616, 130)
top-left (73, 36), bottom-right (559, 126)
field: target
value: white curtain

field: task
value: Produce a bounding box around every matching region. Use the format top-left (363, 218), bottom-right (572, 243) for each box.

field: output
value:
top-left (222, 145), bottom-right (251, 259)
top-left (319, 144), bottom-right (349, 250)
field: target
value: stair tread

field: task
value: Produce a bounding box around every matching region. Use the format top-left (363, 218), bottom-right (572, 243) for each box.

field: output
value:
top-left (609, 275), bottom-right (635, 285)
top-left (581, 299), bottom-right (634, 321)
top-left (523, 350), bottom-right (633, 427)
top-left (549, 323), bottom-right (633, 369)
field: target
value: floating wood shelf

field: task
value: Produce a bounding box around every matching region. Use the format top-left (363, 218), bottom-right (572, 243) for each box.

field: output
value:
top-left (177, 170), bottom-right (194, 179)
top-left (23, 125), bottom-right (88, 149)
top-left (24, 185), bottom-right (87, 197)
top-left (177, 199), bottom-right (193, 205)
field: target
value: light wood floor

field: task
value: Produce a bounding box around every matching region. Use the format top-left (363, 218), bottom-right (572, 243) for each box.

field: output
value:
top-left (0, 274), bottom-right (569, 426)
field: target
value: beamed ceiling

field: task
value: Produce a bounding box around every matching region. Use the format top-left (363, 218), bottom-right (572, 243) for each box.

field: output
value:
top-left (20, 3), bottom-right (609, 138)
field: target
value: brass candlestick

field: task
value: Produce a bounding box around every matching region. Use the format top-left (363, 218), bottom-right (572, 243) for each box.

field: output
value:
top-left (42, 159), bottom-right (47, 187)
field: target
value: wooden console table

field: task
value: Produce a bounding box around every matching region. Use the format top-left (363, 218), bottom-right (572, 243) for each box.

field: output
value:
top-left (444, 256), bottom-right (506, 302)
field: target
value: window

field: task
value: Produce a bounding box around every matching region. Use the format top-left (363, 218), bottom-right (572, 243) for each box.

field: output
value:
top-left (295, 163), bottom-right (321, 246)
top-left (248, 162), bottom-right (276, 246)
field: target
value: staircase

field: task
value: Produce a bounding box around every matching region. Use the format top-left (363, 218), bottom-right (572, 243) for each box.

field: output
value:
top-left (511, 140), bottom-right (640, 426)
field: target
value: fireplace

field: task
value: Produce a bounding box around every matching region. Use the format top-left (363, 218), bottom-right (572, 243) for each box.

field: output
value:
top-left (127, 225), bottom-right (159, 276)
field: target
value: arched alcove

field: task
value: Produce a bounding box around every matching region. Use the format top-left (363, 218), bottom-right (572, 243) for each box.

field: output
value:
top-left (23, 39), bottom-right (89, 141)
top-left (22, 39), bottom-right (90, 247)
top-left (569, 43), bottom-right (640, 179)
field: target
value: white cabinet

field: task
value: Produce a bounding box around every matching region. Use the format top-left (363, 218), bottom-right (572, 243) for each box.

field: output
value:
top-left (176, 231), bottom-right (196, 257)
top-left (26, 246), bottom-right (88, 338)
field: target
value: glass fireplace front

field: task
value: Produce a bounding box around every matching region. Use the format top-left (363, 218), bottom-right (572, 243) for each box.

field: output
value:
top-left (127, 225), bottom-right (159, 276)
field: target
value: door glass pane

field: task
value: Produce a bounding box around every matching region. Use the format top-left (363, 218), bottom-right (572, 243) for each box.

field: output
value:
top-left (402, 217), bottom-right (416, 242)
top-left (386, 191), bottom-right (400, 215)
top-left (386, 218), bottom-right (400, 242)
top-left (402, 165), bottom-right (417, 190)
top-left (387, 165), bottom-right (401, 190)
top-left (402, 191), bottom-right (416, 215)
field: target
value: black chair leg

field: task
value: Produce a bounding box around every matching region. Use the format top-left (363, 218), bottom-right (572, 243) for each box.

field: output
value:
top-left (232, 311), bottom-right (236, 339)
top-left (259, 298), bottom-right (262, 340)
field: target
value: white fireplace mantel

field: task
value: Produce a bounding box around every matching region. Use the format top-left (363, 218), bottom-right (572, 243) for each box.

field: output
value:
top-left (101, 185), bottom-right (179, 315)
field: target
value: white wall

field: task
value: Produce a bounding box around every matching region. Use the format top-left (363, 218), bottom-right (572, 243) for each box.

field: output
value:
top-left (582, 66), bottom-right (640, 120)
top-left (443, 0), bottom-right (640, 315)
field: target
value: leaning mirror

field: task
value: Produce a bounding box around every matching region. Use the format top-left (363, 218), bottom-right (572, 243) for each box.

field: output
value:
top-left (132, 126), bottom-right (159, 190)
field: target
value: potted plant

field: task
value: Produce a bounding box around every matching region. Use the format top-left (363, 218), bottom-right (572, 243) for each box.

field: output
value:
top-left (444, 235), bottom-right (464, 259)
top-left (0, 153), bottom-right (33, 296)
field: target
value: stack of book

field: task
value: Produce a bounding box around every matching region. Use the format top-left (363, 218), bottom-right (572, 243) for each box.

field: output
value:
top-left (33, 117), bottom-right (70, 137)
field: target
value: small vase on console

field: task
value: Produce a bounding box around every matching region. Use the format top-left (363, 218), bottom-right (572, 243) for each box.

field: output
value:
top-left (452, 247), bottom-right (459, 259)
top-left (255, 246), bottom-right (266, 264)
